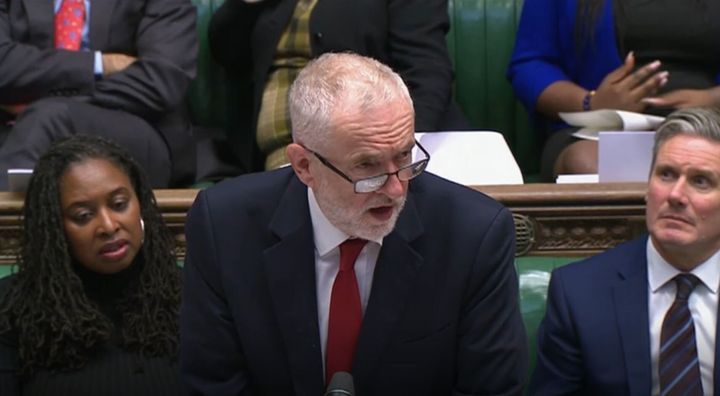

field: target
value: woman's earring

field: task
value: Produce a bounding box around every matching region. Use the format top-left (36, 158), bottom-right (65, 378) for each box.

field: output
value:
top-left (140, 218), bottom-right (145, 244)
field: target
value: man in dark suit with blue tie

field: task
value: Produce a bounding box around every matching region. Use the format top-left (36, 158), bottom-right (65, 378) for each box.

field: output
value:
top-left (180, 52), bottom-right (527, 395)
top-left (530, 107), bottom-right (720, 395)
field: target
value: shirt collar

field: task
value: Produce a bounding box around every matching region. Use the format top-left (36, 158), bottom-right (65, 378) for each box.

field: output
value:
top-left (307, 188), bottom-right (383, 257)
top-left (647, 238), bottom-right (720, 294)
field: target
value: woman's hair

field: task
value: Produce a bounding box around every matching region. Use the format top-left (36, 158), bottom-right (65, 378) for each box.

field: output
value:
top-left (0, 135), bottom-right (180, 375)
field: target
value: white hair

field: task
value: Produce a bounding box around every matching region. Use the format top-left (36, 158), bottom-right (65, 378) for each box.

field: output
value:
top-left (288, 52), bottom-right (413, 151)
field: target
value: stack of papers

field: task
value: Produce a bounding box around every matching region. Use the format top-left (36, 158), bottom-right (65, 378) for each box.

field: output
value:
top-left (559, 110), bottom-right (665, 140)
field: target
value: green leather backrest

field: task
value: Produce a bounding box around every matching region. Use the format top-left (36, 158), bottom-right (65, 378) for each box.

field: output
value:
top-left (0, 265), bottom-right (14, 279)
top-left (188, 0), bottom-right (228, 130)
top-left (516, 256), bottom-right (581, 381)
top-left (447, 0), bottom-right (538, 176)
top-left (189, 0), bottom-right (539, 176)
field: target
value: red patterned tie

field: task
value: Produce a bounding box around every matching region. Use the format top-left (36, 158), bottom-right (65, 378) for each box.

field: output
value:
top-left (54, 0), bottom-right (86, 50)
top-left (325, 238), bottom-right (367, 383)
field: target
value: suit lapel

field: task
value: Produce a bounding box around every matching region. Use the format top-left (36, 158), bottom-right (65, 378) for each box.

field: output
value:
top-left (352, 195), bottom-right (424, 382)
top-left (613, 237), bottom-right (652, 395)
top-left (264, 176), bottom-right (324, 395)
top-left (88, 0), bottom-right (113, 49)
top-left (23, 0), bottom-right (54, 47)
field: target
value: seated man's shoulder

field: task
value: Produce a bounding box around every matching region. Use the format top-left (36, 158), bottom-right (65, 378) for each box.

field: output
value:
top-left (553, 237), bottom-right (647, 284)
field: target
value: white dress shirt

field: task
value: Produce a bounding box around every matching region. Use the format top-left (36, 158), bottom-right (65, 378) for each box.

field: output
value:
top-left (307, 188), bottom-right (383, 373)
top-left (647, 239), bottom-right (720, 396)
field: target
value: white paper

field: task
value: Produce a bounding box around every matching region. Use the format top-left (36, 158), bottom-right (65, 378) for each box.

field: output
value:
top-left (555, 174), bottom-right (599, 184)
top-left (7, 168), bottom-right (33, 192)
top-left (598, 131), bottom-right (655, 182)
top-left (560, 110), bottom-right (664, 141)
top-left (415, 131), bottom-right (523, 185)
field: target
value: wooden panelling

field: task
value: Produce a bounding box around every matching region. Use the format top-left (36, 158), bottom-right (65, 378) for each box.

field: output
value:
top-left (0, 183), bottom-right (648, 264)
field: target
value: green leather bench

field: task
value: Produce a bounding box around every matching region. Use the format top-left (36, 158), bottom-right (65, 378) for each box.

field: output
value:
top-left (447, 0), bottom-right (537, 176)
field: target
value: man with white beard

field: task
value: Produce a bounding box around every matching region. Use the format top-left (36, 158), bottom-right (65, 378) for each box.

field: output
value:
top-left (180, 52), bottom-right (527, 396)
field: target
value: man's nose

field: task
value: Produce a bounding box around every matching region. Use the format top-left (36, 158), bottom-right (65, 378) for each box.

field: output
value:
top-left (667, 178), bottom-right (689, 206)
top-left (377, 172), bottom-right (406, 199)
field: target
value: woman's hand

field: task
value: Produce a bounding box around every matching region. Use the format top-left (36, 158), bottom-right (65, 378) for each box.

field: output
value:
top-left (642, 87), bottom-right (720, 109)
top-left (590, 52), bottom-right (668, 112)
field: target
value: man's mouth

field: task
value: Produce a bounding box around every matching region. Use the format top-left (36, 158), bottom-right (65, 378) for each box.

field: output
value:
top-left (660, 214), bottom-right (693, 225)
top-left (368, 205), bottom-right (395, 221)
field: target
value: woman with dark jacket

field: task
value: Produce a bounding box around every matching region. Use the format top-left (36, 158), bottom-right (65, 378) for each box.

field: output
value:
top-left (0, 136), bottom-right (181, 395)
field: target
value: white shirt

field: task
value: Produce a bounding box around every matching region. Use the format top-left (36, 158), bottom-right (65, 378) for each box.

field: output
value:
top-left (307, 188), bottom-right (383, 373)
top-left (647, 239), bottom-right (720, 396)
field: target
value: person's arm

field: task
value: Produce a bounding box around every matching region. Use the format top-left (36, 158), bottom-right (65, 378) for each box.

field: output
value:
top-left (537, 52), bottom-right (667, 117)
top-left (508, 0), bottom-right (665, 119)
top-left (642, 85), bottom-right (720, 109)
top-left (0, 0), bottom-right (94, 104)
top-left (387, 0), bottom-right (456, 131)
top-left (507, 0), bottom-right (573, 116)
top-left (180, 191), bottom-right (256, 396)
top-left (455, 208), bottom-right (528, 395)
top-left (89, 0), bottom-right (197, 118)
top-left (527, 270), bottom-right (585, 395)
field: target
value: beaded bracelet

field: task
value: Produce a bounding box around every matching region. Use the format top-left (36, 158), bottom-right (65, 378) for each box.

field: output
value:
top-left (582, 90), bottom-right (596, 111)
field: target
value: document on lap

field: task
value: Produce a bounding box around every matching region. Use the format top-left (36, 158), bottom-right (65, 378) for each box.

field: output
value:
top-left (560, 109), bottom-right (665, 140)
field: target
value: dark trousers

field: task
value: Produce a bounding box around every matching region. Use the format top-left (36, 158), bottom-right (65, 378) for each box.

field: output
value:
top-left (0, 97), bottom-right (171, 190)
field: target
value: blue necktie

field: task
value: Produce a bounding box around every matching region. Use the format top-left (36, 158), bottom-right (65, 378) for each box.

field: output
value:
top-left (659, 274), bottom-right (703, 396)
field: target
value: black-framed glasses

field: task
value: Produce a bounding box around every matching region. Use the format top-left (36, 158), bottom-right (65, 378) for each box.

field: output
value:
top-left (305, 140), bottom-right (431, 193)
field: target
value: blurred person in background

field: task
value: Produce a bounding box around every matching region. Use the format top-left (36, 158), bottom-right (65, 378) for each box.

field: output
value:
top-left (508, 0), bottom-right (720, 180)
top-left (209, 0), bottom-right (469, 172)
top-left (0, 0), bottom-right (198, 189)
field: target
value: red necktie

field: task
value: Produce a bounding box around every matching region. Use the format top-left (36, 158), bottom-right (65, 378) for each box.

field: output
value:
top-left (54, 0), bottom-right (86, 50)
top-left (325, 238), bottom-right (367, 383)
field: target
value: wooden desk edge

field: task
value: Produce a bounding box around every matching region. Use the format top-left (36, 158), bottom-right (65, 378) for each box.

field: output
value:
top-left (0, 183), bottom-right (649, 262)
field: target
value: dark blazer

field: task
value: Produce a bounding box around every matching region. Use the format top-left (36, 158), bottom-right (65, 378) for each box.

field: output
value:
top-left (181, 167), bottom-right (527, 395)
top-left (208, 0), bottom-right (469, 172)
top-left (530, 236), bottom-right (720, 395)
top-left (0, 0), bottom-right (198, 185)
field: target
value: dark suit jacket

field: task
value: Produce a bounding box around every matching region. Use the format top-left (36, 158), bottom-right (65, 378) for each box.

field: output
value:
top-left (530, 236), bottom-right (720, 395)
top-left (208, 0), bottom-right (469, 172)
top-left (0, 0), bottom-right (197, 185)
top-left (181, 168), bottom-right (527, 395)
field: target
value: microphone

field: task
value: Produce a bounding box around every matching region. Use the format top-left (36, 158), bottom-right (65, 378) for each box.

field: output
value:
top-left (324, 371), bottom-right (355, 396)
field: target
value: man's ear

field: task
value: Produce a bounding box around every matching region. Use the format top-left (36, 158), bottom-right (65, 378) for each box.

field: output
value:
top-left (287, 143), bottom-right (316, 188)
